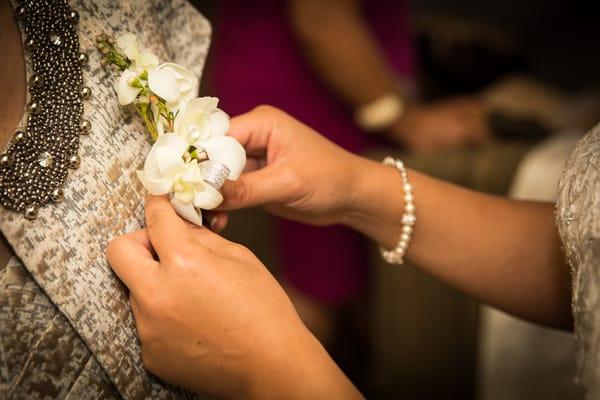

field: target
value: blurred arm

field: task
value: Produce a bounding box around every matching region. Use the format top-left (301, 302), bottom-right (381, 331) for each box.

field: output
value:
top-left (287, 1), bottom-right (490, 150)
top-left (288, 0), bottom-right (401, 107)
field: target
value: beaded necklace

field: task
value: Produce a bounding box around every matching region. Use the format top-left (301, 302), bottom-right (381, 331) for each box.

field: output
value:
top-left (1, 0), bottom-right (90, 219)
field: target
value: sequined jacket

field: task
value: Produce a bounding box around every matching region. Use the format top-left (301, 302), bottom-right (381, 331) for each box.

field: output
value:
top-left (0, 1), bottom-right (210, 398)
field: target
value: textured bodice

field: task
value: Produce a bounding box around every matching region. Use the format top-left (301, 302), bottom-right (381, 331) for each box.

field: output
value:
top-left (556, 122), bottom-right (600, 398)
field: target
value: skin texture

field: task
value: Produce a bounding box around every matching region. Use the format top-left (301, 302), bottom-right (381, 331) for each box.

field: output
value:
top-left (288, 0), bottom-right (490, 151)
top-left (108, 105), bottom-right (571, 397)
top-left (0, 2), bottom-right (26, 265)
top-left (107, 196), bottom-right (362, 400)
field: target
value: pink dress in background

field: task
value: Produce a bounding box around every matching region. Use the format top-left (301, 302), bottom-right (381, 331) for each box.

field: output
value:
top-left (212, 0), bottom-right (414, 304)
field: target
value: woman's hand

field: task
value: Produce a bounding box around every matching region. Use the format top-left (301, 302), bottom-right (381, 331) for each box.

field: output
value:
top-left (389, 98), bottom-right (491, 152)
top-left (106, 195), bottom-right (361, 399)
top-left (220, 105), bottom-right (376, 226)
top-left (220, 105), bottom-right (408, 249)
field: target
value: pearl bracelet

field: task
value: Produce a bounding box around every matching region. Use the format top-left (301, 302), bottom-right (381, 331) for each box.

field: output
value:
top-left (380, 157), bottom-right (416, 264)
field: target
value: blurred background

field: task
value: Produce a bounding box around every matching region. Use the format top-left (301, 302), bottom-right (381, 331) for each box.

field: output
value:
top-left (192, 1), bottom-right (600, 398)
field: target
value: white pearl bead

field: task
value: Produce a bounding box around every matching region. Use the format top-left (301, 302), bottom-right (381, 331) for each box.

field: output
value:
top-left (380, 157), bottom-right (417, 265)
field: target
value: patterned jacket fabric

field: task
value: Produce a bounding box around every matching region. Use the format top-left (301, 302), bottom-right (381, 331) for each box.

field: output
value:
top-left (557, 122), bottom-right (600, 400)
top-left (0, 1), bottom-right (210, 398)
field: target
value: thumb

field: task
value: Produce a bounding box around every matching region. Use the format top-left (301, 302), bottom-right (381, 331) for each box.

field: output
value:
top-left (219, 165), bottom-right (294, 210)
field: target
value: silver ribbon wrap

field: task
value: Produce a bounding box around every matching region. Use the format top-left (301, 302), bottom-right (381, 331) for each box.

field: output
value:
top-left (198, 160), bottom-right (230, 190)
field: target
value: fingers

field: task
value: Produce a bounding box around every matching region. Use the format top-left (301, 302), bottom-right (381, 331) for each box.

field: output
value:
top-left (203, 211), bottom-right (229, 233)
top-left (189, 226), bottom-right (236, 255)
top-left (244, 157), bottom-right (267, 173)
top-left (106, 230), bottom-right (158, 294)
top-left (180, 220), bottom-right (256, 263)
top-left (144, 195), bottom-right (193, 260)
top-left (227, 106), bottom-right (277, 157)
top-left (218, 166), bottom-right (291, 210)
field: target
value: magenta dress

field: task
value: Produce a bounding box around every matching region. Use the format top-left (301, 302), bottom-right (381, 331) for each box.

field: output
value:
top-left (212, 0), bottom-right (414, 304)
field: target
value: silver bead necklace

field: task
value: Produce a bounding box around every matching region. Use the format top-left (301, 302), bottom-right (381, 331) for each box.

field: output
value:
top-left (1, 0), bottom-right (90, 220)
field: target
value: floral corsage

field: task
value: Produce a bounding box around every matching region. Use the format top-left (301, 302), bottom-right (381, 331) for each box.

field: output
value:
top-left (97, 33), bottom-right (245, 226)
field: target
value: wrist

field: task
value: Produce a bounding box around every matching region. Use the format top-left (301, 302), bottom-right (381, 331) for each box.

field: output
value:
top-left (245, 325), bottom-right (361, 399)
top-left (342, 157), bottom-right (406, 249)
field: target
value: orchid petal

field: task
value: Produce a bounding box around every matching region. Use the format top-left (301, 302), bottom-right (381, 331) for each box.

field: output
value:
top-left (139, 51), bottom-right (159, 68)
top-left (159, 63), bottom-right (196, 92)
top-left (116, 70), bottom-right (141, 105)
top-left (171, 198), bottom-right (203, 226)
top-left (193, 185), bottom-right (223, 210)
top-left (148, 69), bottom-right (181, 103)
top-left (200, 136), bottom-right (247, 180)
top-left (194, 96), bottom-right (219, 112)
top-left (143, 142), bottom-right (160, 176)
top-left (154, 133), bottom-right (188, 176)
top-left (167, 90), bottom-right (196, 114)
top-left (180, 162), bottom-right (204, 184)
top-left (136, 171), bottom-right (173, 195)
top-left (173, 190), bottom-right (195, 204)
top-left (174, 97), bottom-right (221, 140)
top-left (206, 109), bottom-right (230, 137)
top-left (116, 33), bottom-right (139, 62)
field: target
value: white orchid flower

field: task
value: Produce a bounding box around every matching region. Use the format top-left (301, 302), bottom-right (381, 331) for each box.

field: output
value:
top-left (136, 133), bottom-right (223, 226)
top-left (116, 69), bottom-right (142, 105)
top-left (115, 33), bottom-right (159, 106)
top-left (174, 97), bottom-right (246, 180)
top-left (148, 63), bottom-right (199, 113)
top-left (116, 33), bottom-right (159, 71)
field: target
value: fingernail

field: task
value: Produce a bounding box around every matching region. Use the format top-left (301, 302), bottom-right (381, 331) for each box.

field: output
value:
top-left (210, 216), bottom-right (218, 231)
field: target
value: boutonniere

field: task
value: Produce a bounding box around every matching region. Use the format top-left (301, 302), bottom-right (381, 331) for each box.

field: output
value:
top-left (96, 33), bottom-right (246, 226)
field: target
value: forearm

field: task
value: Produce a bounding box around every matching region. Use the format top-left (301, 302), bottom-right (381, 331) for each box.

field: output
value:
top-left (344, 157), bottom-right (572, 329)
top-left (248, 326), bottom-right (363, 400)
top-left (288, 0), bottom-right (400, 107)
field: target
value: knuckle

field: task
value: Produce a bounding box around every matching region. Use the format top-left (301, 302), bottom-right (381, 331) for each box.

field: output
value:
top-left (164, 245), bottom-right (197, 269)
top-left (105, 236), bottom-right (125, 261)
top-left (228, 242), bottom-right (260, 263)
top-left (228, 242), bottom-right (250, 258)
top-left (253, 104), bottom-right (277, 116)
top-left (280, 166), bottom-right (302, 193)
top-left (234, 177), bottom-right (252, 203)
